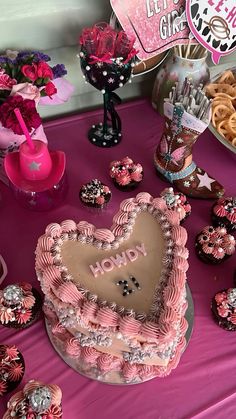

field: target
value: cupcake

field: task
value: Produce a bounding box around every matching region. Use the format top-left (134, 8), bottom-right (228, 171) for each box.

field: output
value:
top-left (160, 187), bottom-right (191, 222)
top-left (211, 196), bottom-right (236, 232)
top-left (0, 283), bottom-right (42, 329)
top-left (109, 156), bottom-right (143, 191)
top-left (3, 380), bottom-right (62, 418)
top-left (195, 226), bottom-right (235, 264)
top-left (0, 345), bottom-right (25, 396)
top-left (79, 179), bottom-right (111, 209)
top-left (211, 288), bottom-right (236, 331)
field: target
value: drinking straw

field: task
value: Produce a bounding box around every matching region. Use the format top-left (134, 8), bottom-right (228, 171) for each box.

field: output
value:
top-left (14, 108), bottom-right (35, 152)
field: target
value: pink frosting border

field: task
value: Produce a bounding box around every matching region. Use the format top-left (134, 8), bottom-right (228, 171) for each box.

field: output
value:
top-left (35, 191), bottom-right (189, 379)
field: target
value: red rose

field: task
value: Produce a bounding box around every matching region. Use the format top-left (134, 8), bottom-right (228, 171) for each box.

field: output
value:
top-left (0, 95), bottom-right (41, 135)
top-left (21, 63), bottom-right (38, 81)
top-left (44, 81), bottom-right (57, 97)
top-left (37, 62), bottom-right (53, 79)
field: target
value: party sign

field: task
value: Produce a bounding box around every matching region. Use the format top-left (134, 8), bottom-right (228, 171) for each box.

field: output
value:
top-left (110, 0), bottom-right (191, 60)
top-left (186, 0), bottom-right (236, 64)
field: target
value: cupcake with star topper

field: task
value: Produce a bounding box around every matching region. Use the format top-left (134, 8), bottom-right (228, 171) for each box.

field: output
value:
top-left (0, 283), bottom-right (42, 329)
top-left (3, 379), bottom-right (62, 418)
top-left (211, 197), bottom-right (236, 232)
top-left (211, 288), bottom-right (236, 331)
top-left (160, 187), bottom-right (191, 222)
top-left (0, 345), bottom-right (25, 396)
top-left (195, 226), bottom-right (235, 264)
top-left (79, 179), bottom-right (112, 210)
top-left (109, 156), bottom-right (143, 191)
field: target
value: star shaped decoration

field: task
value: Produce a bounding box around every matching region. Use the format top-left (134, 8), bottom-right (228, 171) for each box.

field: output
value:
top-left (96, 62), bottom-right (103, 68)
top-left (29, 161), bottom-right (41, 171)
top-left (177, 137), bottom-right (184, 143)
top-left (183, 181), bottom-right (190, 187)
top-left (189, 175), bottom-right (195, 181)
top-left (108, 77), bottom-right (114, 84)
top-left (197, 172), bottom-right (215, 191)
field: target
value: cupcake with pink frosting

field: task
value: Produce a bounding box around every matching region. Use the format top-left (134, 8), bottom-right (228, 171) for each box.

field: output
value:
top-left (2, 379), bottom-right (62, 418)
top-left (211, 197), bottom-right (236, 232)
top-left (160, 188), bottom-right (191, 222)
top-left (109, 156), bottom-right (144, 191)
top-left (79, 179), bottom-right (112, 210)
top-left (211, 288), bottom-right (236, 331)
top-left (0, 345), bottom-right (25, 396)
top-left (0, 283), bottom-right (42, 329)
top-left (0, 282), bottom-right (42, 329)
top-left (195, 226), bottom-right (235, 264)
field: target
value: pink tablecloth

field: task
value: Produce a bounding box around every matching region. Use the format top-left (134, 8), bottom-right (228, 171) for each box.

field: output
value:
top-left (0, 99), bottom-right (236, 419)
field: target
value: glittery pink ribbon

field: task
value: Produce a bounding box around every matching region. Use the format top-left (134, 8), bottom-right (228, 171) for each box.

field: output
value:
top-left (89, 54), bottom-right (113, 64)
top-left (123, 48), bottom-right (138, 64)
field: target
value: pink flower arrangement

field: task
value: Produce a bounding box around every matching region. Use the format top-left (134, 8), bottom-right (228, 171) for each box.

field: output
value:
top-left (0, 50), bottom-right (72, 135)
top-left (0, 95), bottom-right (41, 135)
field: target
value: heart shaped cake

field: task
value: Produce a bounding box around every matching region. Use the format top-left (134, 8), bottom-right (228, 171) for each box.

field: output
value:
top-left (35, 192), bottom-right (189, 384)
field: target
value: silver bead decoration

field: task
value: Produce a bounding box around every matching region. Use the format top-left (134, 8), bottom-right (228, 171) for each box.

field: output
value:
top-left (28, 386), bottom-right (52, 413)
top-left (227, 289), bottom-right (236, 307)
top-left (3, 285), bottom-right (24, 306)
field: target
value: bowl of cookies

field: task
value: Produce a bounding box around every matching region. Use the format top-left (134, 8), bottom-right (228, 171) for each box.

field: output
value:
top-left (206, 68), bottom-right (236, 154)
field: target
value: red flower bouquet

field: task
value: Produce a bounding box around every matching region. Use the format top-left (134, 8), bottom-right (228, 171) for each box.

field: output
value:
top-left (0, 49), bottom-right (73, 184)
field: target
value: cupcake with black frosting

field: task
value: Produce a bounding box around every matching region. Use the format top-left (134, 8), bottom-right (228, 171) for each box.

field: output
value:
top-left (160, 187), bottom-right (191, 223)
top-left (211, 196), bottom-right (236, 232)
top-left (3, 379), bottom-right (62, 418)
top-left (79, 179), bottom-right (111, 209)
top-left (195, 226), bottom-right (235, 264)
top-left (0, 283), bottom-right (42, 329)
top-left (211, 288), bottom-right (236, 331)
top-left (109, 156), bottom-right (143, 191)
top-left (0, 345), bottom-right (25, 396)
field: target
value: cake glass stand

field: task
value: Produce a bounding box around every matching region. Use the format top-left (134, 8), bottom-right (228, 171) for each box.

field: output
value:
top-left (45, 284), bottom-right (194, 385)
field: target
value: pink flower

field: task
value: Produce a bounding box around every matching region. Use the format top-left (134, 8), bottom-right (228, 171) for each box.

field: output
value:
top-left (44, 81), bottom-right (57, 97)
top-left (8, 361), bottom-right (24, 381)
top-left (5, 345), bottom-right (19, 360)
top-left (117, 174), bottom-right (131, 186)
top-left (10, 82), bottom-right (41, 105)
top-left (215, 292), bottom-right (227, 304)
top-left (130, 171), bottom-right (142, 182)
top-left (217, 305), bottom-right (229, 317)
top-left (0, 69), bottom-right (17, 90)
top-left (21, 63), bottom-right (38, 81)
top-left (37, 61), bottom-right (53, 79)
top-left (16, 308), bottom-right (32, 324)
top-left (103, 185), bottom-right (110, 193)
top-left (96, 196), bottom-right (105, 205)
top-left (0, 95), bottom-right (41, 135)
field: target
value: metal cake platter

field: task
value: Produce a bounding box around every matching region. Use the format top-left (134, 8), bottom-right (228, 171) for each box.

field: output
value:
top-left (45, 284), bottom-right (194, 386)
